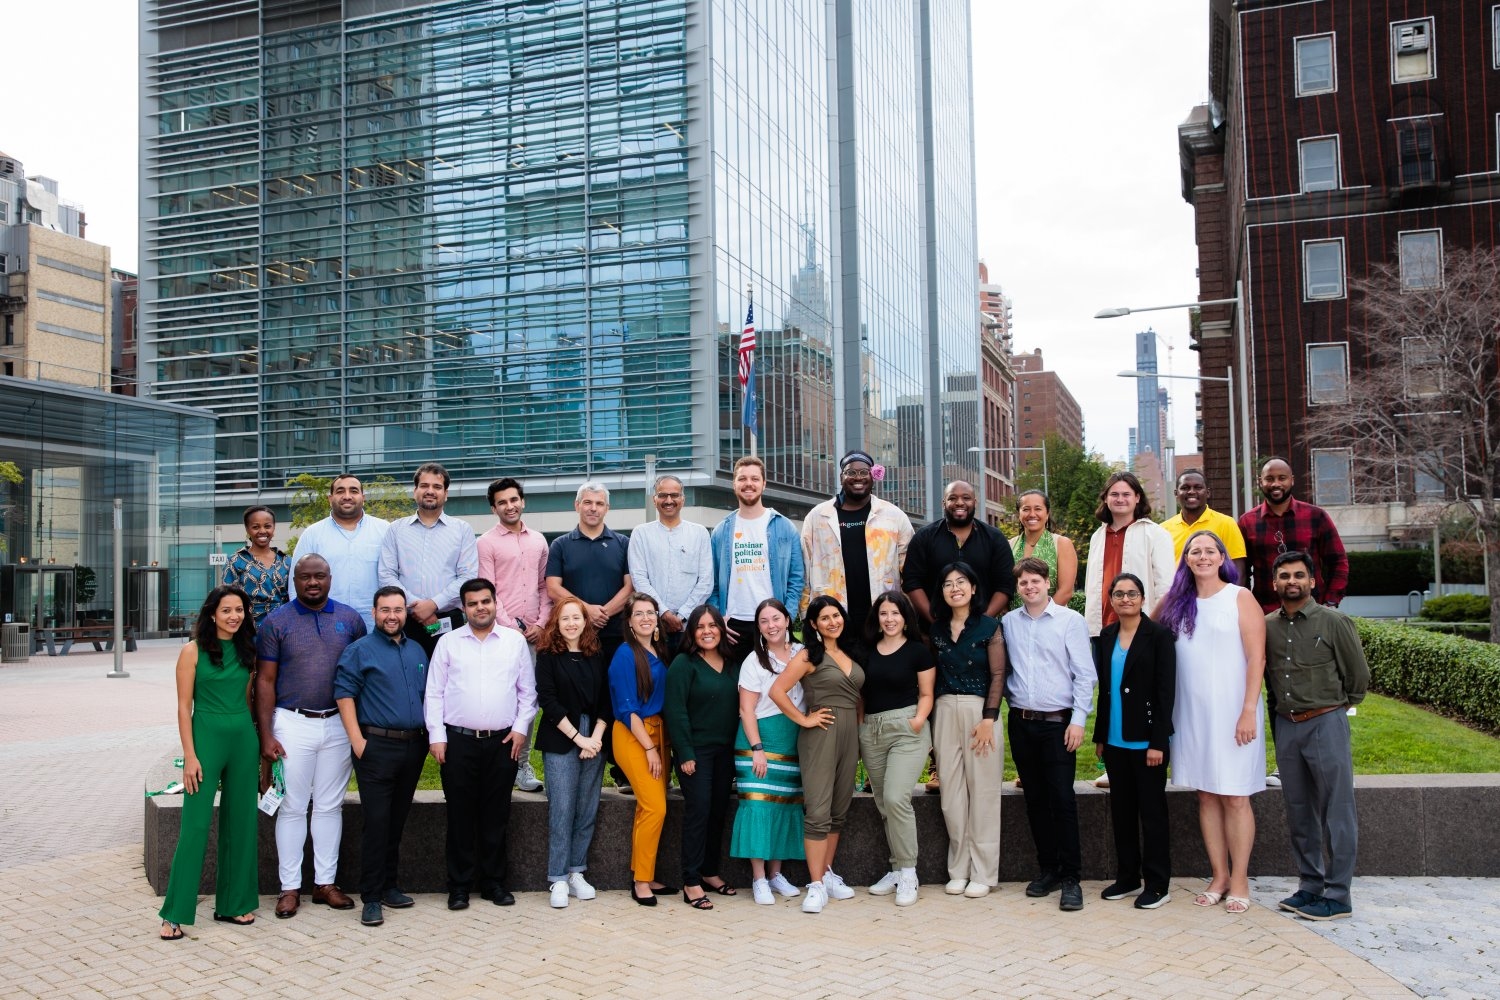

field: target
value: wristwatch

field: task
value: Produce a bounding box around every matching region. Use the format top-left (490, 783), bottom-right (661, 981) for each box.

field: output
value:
top-left (750, 743), bottom-right (764, 752)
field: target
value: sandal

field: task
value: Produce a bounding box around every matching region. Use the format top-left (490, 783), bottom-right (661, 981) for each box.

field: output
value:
top-left (213, 912), bottom-right (255, 926)
top-left (1224, 895), bottom-right (1251, 914)
top-left (704, 880), bottom-right (737, 896)
top-left (1193, 890), bottom-right (1224, 907)
top-left (682, 890), bottom-right (714, 910)
top-left (160, 921), bottom-right (184, 941)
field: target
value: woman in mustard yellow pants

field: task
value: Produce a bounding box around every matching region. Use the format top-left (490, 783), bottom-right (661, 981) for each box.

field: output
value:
top-left (608, 593), bottom-right (674, 905)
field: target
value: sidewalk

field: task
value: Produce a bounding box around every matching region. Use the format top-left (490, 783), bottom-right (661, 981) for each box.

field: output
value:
top-left (0, 643), bottom-right (1487, 998)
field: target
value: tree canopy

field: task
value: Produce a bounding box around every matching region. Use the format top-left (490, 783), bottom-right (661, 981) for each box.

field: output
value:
top-left (1001, 433), bottom-right (1114, 564)
top-left (284, 473), bottom-right (415, 553)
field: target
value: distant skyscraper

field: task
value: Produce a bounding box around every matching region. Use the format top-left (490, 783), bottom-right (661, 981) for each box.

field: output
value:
top-left (1134, 330), bottom-right (1162, 458)
top-left (138, 0), bottom-right (980, 528)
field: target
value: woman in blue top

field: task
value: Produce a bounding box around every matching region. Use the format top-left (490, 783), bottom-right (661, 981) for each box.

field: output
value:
top-left (608, 592), bottom-right (674, 906)
top-left (1091, 572), bottom-right (1176, 910)
top-left (220, 505), bottom-right (289, 626)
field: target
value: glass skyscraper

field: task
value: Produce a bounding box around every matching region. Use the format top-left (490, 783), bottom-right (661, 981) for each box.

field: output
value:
top-left (140, 0), bottom-right (979, 528)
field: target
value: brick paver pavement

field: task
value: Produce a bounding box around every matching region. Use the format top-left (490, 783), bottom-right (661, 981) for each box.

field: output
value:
top-left (0, 642), bottom-right (1432, 998)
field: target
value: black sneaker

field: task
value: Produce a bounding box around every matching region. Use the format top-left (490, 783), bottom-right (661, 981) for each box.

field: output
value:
top-left (1278, 889), bottom-right (1319, 913)
top-left (1025, 871), bottom-right (1063, 897)
top-left (382, 888), bottom-right (414, 908)
top-left (1100, 880), bottom-right (1142, 900)
top-left (1296, 896), bottom-right (1351, 921)
top-left (1059, 880), bottom-right (1084, 911)
top-left (1134, 887), bottom-right (1170, 909)
top-left (360, 901), bottom-right (384, 926)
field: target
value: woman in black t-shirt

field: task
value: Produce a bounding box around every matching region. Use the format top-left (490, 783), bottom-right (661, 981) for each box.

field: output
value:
top-left (858, 590), bottom-right (935, 906)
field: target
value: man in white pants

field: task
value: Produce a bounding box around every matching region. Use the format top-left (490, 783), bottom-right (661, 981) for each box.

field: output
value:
top-left (255, 554), bottom-right (368, 918)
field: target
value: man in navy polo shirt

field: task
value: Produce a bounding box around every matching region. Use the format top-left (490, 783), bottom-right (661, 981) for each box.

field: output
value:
top-left (545, 481), bottom-right (633, 664)
top-left (334, 585), bottom-right (429, 927)
top-left (256, 554), bottom-right (367, 919)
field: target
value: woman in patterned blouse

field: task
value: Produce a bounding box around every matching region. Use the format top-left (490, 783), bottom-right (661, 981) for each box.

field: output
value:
top-left (221, 505), bottom-right (290, 626)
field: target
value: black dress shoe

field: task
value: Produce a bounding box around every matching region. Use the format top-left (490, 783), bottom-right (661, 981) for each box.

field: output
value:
top-left (481, 888), bottom-right (516, 906)
top-left (382, 888), bottom-right (415, 908)
top-left (1025, 872), bottom-right (1063, 898)
top-left (447, 891), bottom-right (470, 911)
top-left (1059, 879), bottom-right (1084, 912)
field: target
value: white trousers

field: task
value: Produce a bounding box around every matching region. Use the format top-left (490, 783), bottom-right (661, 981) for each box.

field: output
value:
top-left (272, 708), bottom-right (353, 890)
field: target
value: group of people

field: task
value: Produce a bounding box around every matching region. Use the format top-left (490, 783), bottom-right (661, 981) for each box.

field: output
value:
top-left (159, 452), bottom-right (1368, 939)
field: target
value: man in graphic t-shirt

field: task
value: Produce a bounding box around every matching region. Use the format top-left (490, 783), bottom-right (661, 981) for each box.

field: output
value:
top-left (709, 456), bottom-right (806, 667)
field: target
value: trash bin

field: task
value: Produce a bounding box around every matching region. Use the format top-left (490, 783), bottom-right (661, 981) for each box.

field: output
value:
top-left (1, 622), bottom-right (30, 663)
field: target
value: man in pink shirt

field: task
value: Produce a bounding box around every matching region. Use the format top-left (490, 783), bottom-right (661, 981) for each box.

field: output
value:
top-left (477, 477), bottom-right (552, 792)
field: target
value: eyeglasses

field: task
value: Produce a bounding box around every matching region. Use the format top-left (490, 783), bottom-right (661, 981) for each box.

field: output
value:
top-left (654, 492), bottom-right (683, 500)
top-left (941, 579), bottom-right (970, 589)
top-left (1110, 591), bottom-right (1142, 601)
top-left (630, 609), bottom-right (659, 619)
top-left (1274, 530), bottom-right (1288, 555)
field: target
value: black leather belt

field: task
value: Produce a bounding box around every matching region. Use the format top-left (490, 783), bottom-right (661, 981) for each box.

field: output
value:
top-left (362, 725), bottom-right (426, 741)
top-left (294, 707), bottom-right (338, 719)
top-left (447, 725), bottom-right (511, 740)
top-left (1013, 708), bottom-right (1068, 723)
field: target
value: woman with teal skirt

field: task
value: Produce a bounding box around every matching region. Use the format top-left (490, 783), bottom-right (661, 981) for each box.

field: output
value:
top-left (730, 598), bottom-right (806, 905)
top-left (158, 586), bottom-right (261, 940)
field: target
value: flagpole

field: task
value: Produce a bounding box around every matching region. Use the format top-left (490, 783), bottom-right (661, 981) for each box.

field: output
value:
top-left (746, 285), bottom-right (757, 458)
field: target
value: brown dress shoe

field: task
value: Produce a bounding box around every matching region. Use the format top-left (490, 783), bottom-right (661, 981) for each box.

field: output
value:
top-left (313, 883), bottom-right (355, 909)
top-left (275, 891), bottom-right (300, 918)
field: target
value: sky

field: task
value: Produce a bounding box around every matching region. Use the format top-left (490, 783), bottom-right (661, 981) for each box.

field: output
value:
top-left (3, 1), bottom-right (1210, 465)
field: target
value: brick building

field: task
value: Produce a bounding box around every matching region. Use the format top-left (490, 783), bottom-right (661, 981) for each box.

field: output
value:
top-left (979, 261), bottom-right (1017, 524)
top-left (1009, 348), bottom-right (1084, 454)
top-left (1180, 0), bottom-right (1500, 544)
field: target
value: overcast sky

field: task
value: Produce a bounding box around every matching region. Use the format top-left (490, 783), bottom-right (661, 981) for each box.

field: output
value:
top-left (3, 1), bottom-right (1209, 464)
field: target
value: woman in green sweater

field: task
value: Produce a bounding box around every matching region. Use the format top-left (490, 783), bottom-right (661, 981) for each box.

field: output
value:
top-left (664, 604), bottom-right (741, 909)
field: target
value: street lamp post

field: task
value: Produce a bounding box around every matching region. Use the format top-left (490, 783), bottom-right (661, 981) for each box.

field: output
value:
top-left (1118, 368), bottom-right (1238, 517)
top-left (1095, 280), bottom-right (1251, 516)
top-left (968, 445), bottom-right (1049, 498)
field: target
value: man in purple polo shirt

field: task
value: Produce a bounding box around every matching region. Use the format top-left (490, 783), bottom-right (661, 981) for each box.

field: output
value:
top-left (256, 554), bottom-right (368, 918)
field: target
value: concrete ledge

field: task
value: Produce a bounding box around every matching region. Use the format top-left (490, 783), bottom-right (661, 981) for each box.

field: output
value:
top-left (143, 762), bottom-right (1500, 895)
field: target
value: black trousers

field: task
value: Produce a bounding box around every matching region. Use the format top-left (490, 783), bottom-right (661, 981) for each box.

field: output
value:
top-left (404, 610), bottom-right (465, 658)
top-left (675, 744), bottom-right (733, 887)
top-left (1101, 743), bottom-right (1171, 892)
top-left (722, 619), bottom-right (757, 672)
top-left (1008, 711), bottom-right (1082, 880)
top-left (439, 727), bottom-right (518, 892)
top-left (598, 634), bottom-right (628, 783)
top-left (351, 732), bottom-right (428, 902)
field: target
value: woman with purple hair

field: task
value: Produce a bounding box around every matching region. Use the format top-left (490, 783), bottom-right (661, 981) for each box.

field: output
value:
top-left (1156, 529), bottom-right (1266, 915)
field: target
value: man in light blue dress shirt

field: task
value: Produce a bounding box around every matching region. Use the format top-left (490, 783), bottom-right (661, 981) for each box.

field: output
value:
top-left (294, 474), bottom-right (390, 631)
top-left (627, 474), bottom-right (713, 639)
top-left (379, 462), bottom-right (479, 656)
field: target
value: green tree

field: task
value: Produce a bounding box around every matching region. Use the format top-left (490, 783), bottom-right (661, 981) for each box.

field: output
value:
top-left (1004, 434), bottom-right (1113, 565)
top-left (284, 473), bottom-right (415, 554)
top-left (0, 460), bottom-right (21, 557)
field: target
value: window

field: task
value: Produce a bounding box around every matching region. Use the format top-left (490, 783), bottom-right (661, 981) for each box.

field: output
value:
top-left (1403, 336), bottom-right (1444, 397)
top-left (1303, 239), bottom-right (1346, 300)
top-left (1296, 34), bottom-right (1336, 95)
top-left (1299, 136), bottom-right (1340, 192)
top-left (1414, 449), bottom-right (1446, 498)
top-left (1395, 119), bottom-right (1438, 186)
top-left (1400, 230), bottom-right (1443, 289)
top-left (1391, 18), bottom-right (1436, 83)
top-left (1495, 6), bottom-right (1500, 69)
top-left (1307, 343), bottom-right (1349, 404)
top-left (1312, 449), bottom-right (1352, 506)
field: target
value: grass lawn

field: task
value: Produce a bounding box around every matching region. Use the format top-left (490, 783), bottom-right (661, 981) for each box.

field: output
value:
top-left (377, 691), bottom-right (1500, 792)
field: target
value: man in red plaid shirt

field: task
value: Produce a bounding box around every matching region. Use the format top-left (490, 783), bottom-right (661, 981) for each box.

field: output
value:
top-left (1238, 458), bottom-right (1349, 613)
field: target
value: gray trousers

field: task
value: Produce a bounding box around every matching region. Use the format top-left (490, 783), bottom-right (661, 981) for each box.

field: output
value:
top-left (1273, 710), bottom-right (1357, 904)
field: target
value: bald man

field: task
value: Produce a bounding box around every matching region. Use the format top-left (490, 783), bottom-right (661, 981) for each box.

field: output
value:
top-left (1237, 458), bottom-right (1348, 613)
top-left (901, 480), bottom-right (1014, 626)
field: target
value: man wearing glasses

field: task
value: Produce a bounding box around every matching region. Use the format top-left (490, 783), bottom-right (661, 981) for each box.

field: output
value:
top-left (628, 474), bottom-right (713, 640)
top-left (1238, 458), bottom-right (1349, 613)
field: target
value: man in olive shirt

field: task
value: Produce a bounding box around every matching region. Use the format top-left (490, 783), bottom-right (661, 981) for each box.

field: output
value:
top-left (1264, 550), bottom-right (1369, 922)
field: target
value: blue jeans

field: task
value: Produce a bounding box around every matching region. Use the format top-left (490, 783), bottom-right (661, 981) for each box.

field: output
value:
top-left (543, 749), bottom-right (605, 883)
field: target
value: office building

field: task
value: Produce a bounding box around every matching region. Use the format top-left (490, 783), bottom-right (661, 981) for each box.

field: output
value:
top-left (977, 261), bottom-right (1015, 524)
top-left (1009, 348), bottom-right (1084, 451)
top-left (139, 0), bottom-right (982, 559)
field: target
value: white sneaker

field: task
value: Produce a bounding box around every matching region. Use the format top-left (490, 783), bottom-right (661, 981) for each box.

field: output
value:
top-left (549, 881), bottom-right (569, 908)
top-left (801, 882), bottom-right (827, 913)
top-left (945, 878), bottom-right (969, 895)
top-left (567, 871), bottom-right (596, 900)
top-left (1265, 769), bottom-right (1282, 787)
top-left (517, 758), bottom-right (543, 792)
top-left (822, 869), bottom-right (855, 900)
top-left (1093, 772), bottom-right (1110, 789)
top-left (868, 871), bottom-right (901, 896)
top-left (752, 878), bottom-right (775, 905)
top-left (767, 872), bottom-right (801, 898)
top-left (963, 881), bottom-right (991, 898)
top-left (896, 871), bottom-right (919, 907)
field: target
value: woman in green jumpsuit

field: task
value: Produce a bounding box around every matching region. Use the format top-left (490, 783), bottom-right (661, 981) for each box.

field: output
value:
top-left (158, 585), bottom-right (261, 939)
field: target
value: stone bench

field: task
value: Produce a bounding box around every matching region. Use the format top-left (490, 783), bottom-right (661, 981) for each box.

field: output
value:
top-left (142, 765), bottom-right (1500, 894)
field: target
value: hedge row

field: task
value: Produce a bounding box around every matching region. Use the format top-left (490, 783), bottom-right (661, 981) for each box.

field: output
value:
top-left (1355, 618), bottom-right (1500, 734)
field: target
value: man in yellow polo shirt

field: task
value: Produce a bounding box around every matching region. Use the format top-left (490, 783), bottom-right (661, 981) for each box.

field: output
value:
top-left (1161, 469), bottom-right (1247, 581)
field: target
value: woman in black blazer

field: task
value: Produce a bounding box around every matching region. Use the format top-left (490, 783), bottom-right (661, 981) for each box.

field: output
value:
top-left (1092, 572), bottom-right (1176, 910)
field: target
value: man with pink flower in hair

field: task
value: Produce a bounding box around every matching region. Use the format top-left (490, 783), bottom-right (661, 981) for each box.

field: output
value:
top-left (800, 450), bottom-right (914, 636)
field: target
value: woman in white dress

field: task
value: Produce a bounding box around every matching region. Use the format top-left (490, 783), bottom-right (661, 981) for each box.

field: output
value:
top-left (1156, 529), bottom-right (1266, 914)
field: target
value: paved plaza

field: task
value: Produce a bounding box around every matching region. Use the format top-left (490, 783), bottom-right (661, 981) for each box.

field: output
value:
top-left (1, 642), bottom-right (1496, 999)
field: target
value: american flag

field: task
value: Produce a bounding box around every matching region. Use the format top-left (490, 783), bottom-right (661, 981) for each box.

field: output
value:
top-left (739, 302), bottom-right (758, 436)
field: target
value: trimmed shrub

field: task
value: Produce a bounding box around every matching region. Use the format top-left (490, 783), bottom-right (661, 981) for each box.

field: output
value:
top-left (1065, 592), bottom-right (1085, 615)
top-left (1344, 550), bottom-right (1430, 596)
top-left (1437, 540), bottom-right (1487, 584)
top-left (1355, 618), bottom-right (1500, 733)
top-left (1418, 593), bottom-right (1491, 623)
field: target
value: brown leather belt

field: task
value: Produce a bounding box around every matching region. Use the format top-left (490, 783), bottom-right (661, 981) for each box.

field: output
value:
top-left (1014, 708), bottom-right (1068, 723)
top-left (1278, 704), bottom-right (1342, 723)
